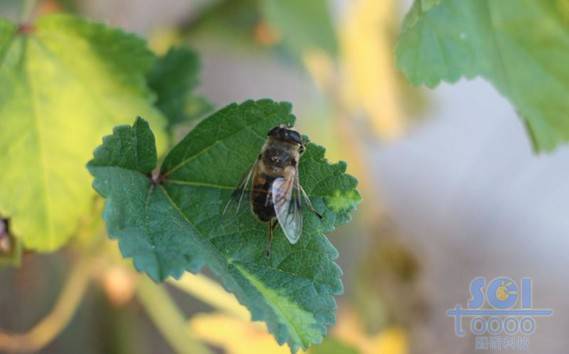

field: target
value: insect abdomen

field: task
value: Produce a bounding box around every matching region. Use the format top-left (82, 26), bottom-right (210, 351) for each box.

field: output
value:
top-left (251, 173), bottom-right (276, 222)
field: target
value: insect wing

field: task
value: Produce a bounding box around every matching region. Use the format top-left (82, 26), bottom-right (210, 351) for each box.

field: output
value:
top-left (223, 161), bottom-right (256, 215)
top-left (271, 175), bottom-right (303, 244)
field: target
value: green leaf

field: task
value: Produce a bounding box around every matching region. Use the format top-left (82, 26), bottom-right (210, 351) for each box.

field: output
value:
top-left (148, 46), bottom-right (212, 133)
top-left (0, 14), bottom-right (167, 251)
top-left (88, 100), bottom-right (360, 352)
top-left (396, 0), bottom-right (569, 151)
top-left (261, 0), bottom-right (337, 55)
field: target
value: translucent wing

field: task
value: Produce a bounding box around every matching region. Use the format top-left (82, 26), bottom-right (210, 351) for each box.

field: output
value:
top-left (271, 174), bottom-right (303, 244)
top-left (223, 161), bottom-right (256, 215)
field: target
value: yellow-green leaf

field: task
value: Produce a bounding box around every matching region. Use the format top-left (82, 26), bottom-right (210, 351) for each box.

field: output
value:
top-left (0, 15), bottom-right (167, 251)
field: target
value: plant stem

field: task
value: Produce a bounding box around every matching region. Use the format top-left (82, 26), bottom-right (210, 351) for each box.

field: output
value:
top-left (168, 273), bottom-right (249, 321)
top-left (0, 255), bottom-right (92, 352)
top-left (137, 277), bottom-right (213, 354)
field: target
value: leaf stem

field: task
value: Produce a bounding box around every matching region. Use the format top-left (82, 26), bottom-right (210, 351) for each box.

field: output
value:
top-left (0, 255), bottom-right (91, 352)
top-left (137, 277), bottom-right (213, 354)
top-left (168, 273), bottom-right (250, 321)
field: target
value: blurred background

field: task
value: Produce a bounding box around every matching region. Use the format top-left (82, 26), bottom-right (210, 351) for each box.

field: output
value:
top-left (1, 0), bottom-right (567, 353)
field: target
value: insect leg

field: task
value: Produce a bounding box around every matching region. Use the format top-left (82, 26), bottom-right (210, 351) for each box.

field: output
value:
top-left (297, 180), bottom-right (323, 220)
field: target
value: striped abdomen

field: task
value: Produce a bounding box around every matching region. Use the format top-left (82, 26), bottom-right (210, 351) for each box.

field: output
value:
top-left (251, 173), bottom-right (276, 222)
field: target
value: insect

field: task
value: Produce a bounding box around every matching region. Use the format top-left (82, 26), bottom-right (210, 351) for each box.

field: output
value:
top-left (224, 124), bottom-right (322, 256)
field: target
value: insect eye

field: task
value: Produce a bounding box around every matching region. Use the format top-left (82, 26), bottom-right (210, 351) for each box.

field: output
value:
top-left (288, 131), bottom-right (302, 145)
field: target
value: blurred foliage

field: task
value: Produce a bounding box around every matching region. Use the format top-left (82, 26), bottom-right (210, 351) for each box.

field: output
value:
top-left (261, 0), bottom-right (337, 56)
top-left (397, 0), bottom-right (569, 152)
top-left (181, 0), bottom-right (338, 66)
top-left (180, 0), bottom-right (264, 49)
top-left (339, 0), bottom-right (404, 140)
top-left (302, 0), bottom-right (426, 207)
top-left (353, 221), bottom-right (427, 334)
top-left (148, 46), bottom-right (212, 137)
top-left (189, 313), bottom-right (296, 354)
top-left (310, 338), bottom-right (360, 354)
top-left (188, 309), bottom-right (407, 354)
top-left (333, 308), bottom-right (408, 354)
top-left (137, 277), bottom-right (211, 354)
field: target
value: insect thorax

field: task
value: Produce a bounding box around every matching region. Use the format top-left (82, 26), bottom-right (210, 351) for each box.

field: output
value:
top-left (260, 139), bottom-right (300, 174)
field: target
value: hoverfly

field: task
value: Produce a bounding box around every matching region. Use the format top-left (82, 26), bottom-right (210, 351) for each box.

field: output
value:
top-left (224, 125), bottom-right (322, 256)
